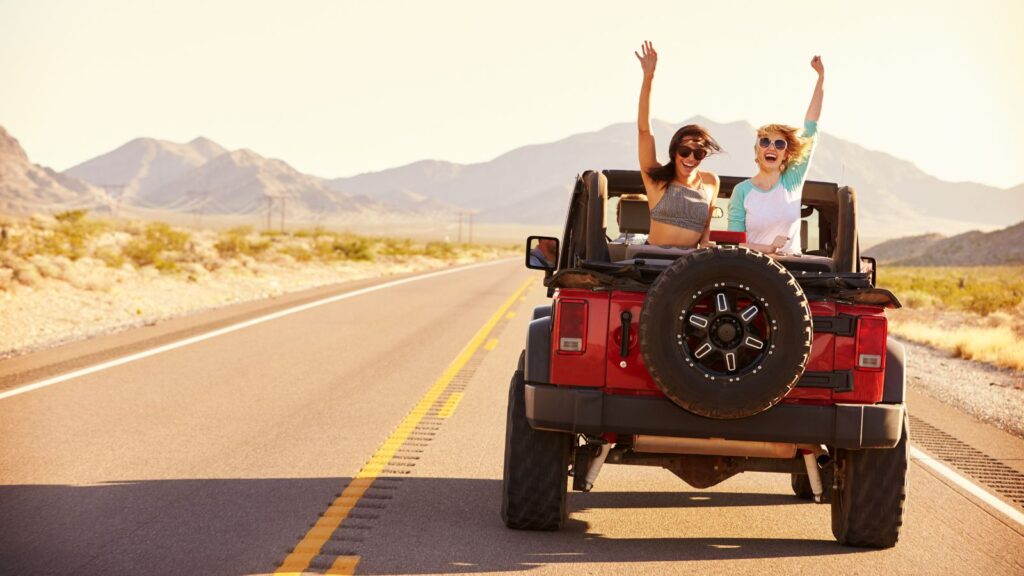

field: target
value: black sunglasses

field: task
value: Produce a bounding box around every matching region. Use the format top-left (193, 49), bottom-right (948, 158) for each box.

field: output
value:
top-left (758, 137), bottom-right (788, 150)
top-left (677, 146), bottom-right (708, 161)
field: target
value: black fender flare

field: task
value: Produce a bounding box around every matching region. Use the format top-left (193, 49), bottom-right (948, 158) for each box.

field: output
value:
top-left (525, 316), bottom-right (552, 384)
top-left (881, 339), bottom-right (906, 404)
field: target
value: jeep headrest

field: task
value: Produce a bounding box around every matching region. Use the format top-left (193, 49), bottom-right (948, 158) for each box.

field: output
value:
top-left (618, 195), bottom-right (650, 234)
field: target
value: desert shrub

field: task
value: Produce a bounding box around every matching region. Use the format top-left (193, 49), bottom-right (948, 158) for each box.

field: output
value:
top-left (899, 290), bottom-right (939, 309)
top-left (423, 241), bottom-right (455, 260)
top-left (325, 236), bottom-right (373, 261)
top-left (279, 244), bottom-right (313, 262)
top-left (293, 227), bottom-right (328, 238)
top-left (37, 210), bottom-right (108, 260)
top-left (123, 222), bottom-right (191, 272)
top-left (379, 237), bottom-right (417, 257)
top-left (963, 285), bottom-right (1022, 317)
top-left (878, 266), bottom-right (1024, 315)
top-left (96, 247), bottom-right (127, 269)
top-left (215, 226), bottom-right (270, 258)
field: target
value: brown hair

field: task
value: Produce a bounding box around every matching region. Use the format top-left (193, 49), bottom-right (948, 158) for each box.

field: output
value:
top-left (755, 123), bottom-right (812, 172)
top-left (646, 124), bottom-right (722, 184)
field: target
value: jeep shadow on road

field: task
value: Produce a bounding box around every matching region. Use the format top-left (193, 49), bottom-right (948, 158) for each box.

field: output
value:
top-left (0, 476), bottom-right (867, 576)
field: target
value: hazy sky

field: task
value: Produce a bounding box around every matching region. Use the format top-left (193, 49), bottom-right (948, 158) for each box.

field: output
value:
top-left (2, 0), bottom-right (1023, 188)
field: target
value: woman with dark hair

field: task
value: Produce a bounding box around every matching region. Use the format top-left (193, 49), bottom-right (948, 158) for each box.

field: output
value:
top-left (728, 56), bottom-right (825, 255)
top-left (636, 41), bottom-right (722, 248)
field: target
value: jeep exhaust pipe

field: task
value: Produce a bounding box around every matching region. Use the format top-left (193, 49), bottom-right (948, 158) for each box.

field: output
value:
top-left (802, 450), bottom-right (825, 502)
top-left (803, 445), bottom-right (830, 503)
top-left (581, 443), bottom-right (612, 492)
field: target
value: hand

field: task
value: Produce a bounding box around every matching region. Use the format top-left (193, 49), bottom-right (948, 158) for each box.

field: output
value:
top-left (635, 41), bottom-right (657, 77)
top-left (810, 55), bottom-right (824, 77)
top-left (770, 235), bottom-right (789, 254)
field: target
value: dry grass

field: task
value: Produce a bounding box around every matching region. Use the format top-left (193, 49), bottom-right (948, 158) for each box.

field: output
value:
top-left (879, 266), bottom-right (1024, 372)
top-left (888, 316), bottom-right (1024, 372)
top-left (0, 212), bottom-right (516, 292)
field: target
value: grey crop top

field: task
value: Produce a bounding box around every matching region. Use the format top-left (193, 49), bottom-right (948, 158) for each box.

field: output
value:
top-left (650, 181), bottom-right (709, 233)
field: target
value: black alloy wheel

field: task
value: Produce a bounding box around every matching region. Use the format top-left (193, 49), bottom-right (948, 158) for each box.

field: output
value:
top-left (679, 283), bottom-right (773, 377)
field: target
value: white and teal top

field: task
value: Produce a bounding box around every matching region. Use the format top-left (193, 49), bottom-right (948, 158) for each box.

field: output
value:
top-left (727, 120), bottom-right (819, 255)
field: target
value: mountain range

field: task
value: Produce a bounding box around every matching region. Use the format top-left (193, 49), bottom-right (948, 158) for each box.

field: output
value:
top-left (2, 118), bottom-right (1022, 240)
top-left (0, 126), bottom-right (109, 214)
top-left (864, 222), bottom-right (1024, 265)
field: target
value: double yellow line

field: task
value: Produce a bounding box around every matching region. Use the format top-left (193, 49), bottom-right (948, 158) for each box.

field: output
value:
top-left (275, 278), bottom-right (533, 575)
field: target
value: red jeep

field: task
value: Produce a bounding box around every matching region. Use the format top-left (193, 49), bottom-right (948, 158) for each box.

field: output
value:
top-left (503, 170), bottom-right (907, 548)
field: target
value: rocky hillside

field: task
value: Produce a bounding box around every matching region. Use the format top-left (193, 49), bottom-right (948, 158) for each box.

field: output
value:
top-left (0, 126), bottom-right (109, 213)
top-left (65, 136), bottom-right (227, 201)
top-left (14, 129), bottom-right (422, 221)
top-left (865, 221), bottom-right (1024, 265)
top-left (143, 148), bottom-right (386, 217)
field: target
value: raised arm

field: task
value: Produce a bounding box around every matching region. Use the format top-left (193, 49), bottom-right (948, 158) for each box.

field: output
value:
top-left (805, 55), bottom-right (825, 122)
top-left (636, 41), bottom-right (658, 171)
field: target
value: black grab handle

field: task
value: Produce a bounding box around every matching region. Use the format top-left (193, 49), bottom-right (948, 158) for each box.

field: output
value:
top-left (620, 310), bottom-right (632, 357)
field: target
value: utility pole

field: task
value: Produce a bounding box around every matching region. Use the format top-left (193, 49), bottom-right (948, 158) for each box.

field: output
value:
top-left (468, 212), bottom-right (474, 244)
top-left (188, 189), bottom-right (210, 228)
top-left (99, 184), bottom-right (127, 218)
top-left (280, 197), bottom-right (286, 233)
top-left (457, 212), bottom-right (463, 243)
top-left (266, 196), bottom-right (274, 232)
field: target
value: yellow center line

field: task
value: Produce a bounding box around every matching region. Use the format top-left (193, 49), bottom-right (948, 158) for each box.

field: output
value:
top-left (274, 277), bottom-right (534, 575)
top-left (437, 392), bottom-right (464, 419)
top-left (483, 338), bottom-right (499, 351)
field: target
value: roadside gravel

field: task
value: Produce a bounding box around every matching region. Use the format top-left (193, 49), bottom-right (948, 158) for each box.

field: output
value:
top-left (0, 254), bottom-right (503, 360)
top-left (900, 337), bottom-right (1024, 438)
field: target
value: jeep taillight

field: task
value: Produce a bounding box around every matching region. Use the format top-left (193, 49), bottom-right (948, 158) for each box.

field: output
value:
top-left (556, 299), bottom-right (587, 353)
top-left (855, 316), bottom-right (886, 371)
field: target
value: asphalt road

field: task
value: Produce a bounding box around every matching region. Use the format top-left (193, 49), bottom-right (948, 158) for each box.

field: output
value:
top-left (1, 260), bottom-right (1022, 575)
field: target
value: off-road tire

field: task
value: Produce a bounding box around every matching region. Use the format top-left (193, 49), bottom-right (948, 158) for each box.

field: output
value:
top-left (501, 352), bottom-right (572, 530)
top-left (831, 414), bottom-right (909, 548)
top-left (639, 246), bottom-right (812, 419)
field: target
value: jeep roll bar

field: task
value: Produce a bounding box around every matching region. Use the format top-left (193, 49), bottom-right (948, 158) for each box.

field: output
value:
top-left (570, 170), bottom-right (860, 273)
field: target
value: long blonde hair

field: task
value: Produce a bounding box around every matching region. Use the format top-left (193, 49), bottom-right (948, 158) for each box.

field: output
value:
top-left (755, 123), bottom-right (812, 172)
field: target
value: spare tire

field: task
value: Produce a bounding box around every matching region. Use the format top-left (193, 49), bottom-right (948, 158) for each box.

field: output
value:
top-left (639, 247), bottom-right (812, 419)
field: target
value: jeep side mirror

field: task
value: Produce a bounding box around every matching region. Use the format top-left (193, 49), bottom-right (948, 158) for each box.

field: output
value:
top-left (525, 236), bottom-right (559, 271)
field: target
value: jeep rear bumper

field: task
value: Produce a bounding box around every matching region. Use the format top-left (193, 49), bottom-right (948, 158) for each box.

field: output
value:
top-left (525, 383), bottom-right (905, 449)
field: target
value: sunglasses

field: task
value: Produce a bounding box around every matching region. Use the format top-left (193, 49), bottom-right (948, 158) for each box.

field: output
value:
top-left (677, 146), bottom-right (708, 161)
top-left (758, 137), bottom-right (788, 150)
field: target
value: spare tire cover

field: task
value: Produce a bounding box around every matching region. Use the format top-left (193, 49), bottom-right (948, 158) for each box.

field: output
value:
top-left (639, 247), bottom-right (812, 419)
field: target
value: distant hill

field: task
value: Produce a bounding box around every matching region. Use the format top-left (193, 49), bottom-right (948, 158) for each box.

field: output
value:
top-left (864, 221), bottom-right (1024, 265)
top-left (0, 126), bottom-right (109, 213)
top-left (65, 136), bottom-right (227, 201)
top-left (6, 119), bottom-right (1023, 240)
top-left (328, 116), bottom-right (1023, 237)
top-left (146, 148), bottom-right (386, 216)
top-left (60, 135), bottom-right (447, 220)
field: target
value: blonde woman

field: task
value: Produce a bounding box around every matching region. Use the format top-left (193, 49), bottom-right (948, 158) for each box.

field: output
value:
top-left (728, 56), bottom-right (825, 255)
top-left (636, 41), bottom-right (722, 248)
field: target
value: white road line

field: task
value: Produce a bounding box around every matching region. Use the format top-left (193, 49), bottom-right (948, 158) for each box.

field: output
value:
top-left (910, 445), bottom-right (1024, 528)
top-left (0, 259), bottom-right (516, 402)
